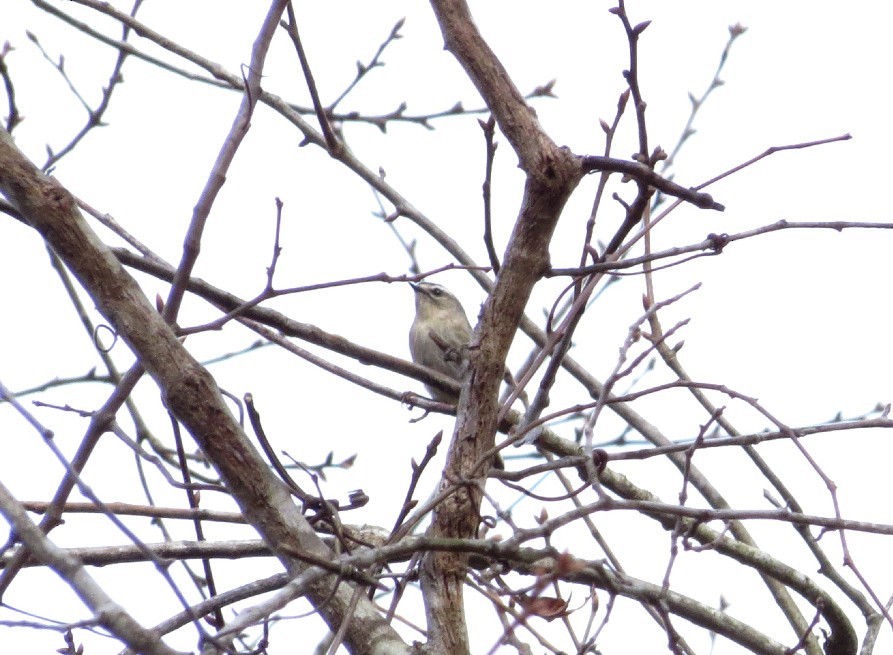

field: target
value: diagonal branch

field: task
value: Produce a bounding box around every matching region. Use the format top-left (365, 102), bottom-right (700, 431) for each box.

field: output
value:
top-left (0, 480), bottom-right (184, 655)
top-left (0, 50), bottom-right (408, 655)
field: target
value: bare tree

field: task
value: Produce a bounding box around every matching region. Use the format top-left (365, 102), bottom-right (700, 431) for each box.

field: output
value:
top-left (1, 2), bottom-right (891, 655)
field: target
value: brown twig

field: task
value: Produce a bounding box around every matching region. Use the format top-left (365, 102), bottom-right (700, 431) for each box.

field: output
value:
top-left (581, 154), bottom-right (723, 211)
top-left (169, 415), bottom-right (225, 628)
top-left (655, 22), bottom-right (748, 204)
top-left (281, 2), bottom-right (340, 153)
top-left (582, 89), bottom-right (629, 265)
top-left (698, 133), bottom-right (852, 191)
top-left (327, 17), bottom-right (404, 112)
top-left (29, 0), bottom-right (138, 171)
top-left (0, 41), bottom-right (22, 132)
top-left (477, 117), bottom-right (502, 277)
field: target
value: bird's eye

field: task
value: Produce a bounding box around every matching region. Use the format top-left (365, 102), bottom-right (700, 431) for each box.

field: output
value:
top-left (431, 288), bottom-right (443, 297)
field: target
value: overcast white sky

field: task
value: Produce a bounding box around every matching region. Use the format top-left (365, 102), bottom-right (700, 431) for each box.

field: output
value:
top-left (1, 2), bottom-right (892, 654)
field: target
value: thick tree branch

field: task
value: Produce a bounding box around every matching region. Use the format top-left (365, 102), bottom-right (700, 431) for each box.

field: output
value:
top-left (0, 127), bottom-right (407, 655)
top-left (425, 2), bottom-right (584, 654)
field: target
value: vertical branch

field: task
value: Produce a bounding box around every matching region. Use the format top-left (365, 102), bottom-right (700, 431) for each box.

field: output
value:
top-left (425, 2), bottom-right (583, 654)
top-left (479, 115), bottom-right (500, 274)
top-left (582, 89), bottom-right (629, 264)
top-left (611, 1), bottom-right (650, 157)
top-left (0, 42), bottom-right (22, 132)
top-left (601, 2), bottom-right (656, 257)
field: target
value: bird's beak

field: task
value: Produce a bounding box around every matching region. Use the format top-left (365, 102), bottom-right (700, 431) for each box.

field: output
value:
top-left (409, 282), bottom-right (420, 292)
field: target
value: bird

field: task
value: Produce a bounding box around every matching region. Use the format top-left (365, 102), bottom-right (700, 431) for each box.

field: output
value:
top-left (409, 281), bottom-right (509, 470)
top-left (408, 281), bottom-right (474, 402)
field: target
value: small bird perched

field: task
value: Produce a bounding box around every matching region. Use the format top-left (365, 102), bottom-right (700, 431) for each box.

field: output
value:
top-left (409, 281), bottom-right (508, 470)
top-left (408, 281), bottom-right (474, 402)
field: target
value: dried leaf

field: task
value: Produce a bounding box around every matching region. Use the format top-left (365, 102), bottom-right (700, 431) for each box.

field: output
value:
top-left (519, 596), bottom-right (570, 620)
top-left (535, 506), bottom-right (548, 525)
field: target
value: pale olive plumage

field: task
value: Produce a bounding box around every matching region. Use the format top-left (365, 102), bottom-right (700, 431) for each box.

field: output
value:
top-left (409, 282), bottom-right (473, 401)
